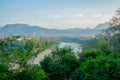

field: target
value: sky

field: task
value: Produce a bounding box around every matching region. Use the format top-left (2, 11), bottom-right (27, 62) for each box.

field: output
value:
top-left (0, 0), bottom-right (120, 29)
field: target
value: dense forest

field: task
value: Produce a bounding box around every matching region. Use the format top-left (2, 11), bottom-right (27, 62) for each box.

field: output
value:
top-left (0, 9), bottom-right (120, 80)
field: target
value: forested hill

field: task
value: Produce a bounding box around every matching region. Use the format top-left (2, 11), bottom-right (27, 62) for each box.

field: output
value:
top-left (0, 22), bottom-right (109, 37)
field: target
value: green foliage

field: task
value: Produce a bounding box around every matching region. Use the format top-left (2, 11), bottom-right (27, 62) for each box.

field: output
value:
top-left (40, 47), bottom-right (79, 80)
top-left (1, 35), bottom-right (120, 80)
top-left (40, 56), bottom-right (53, 72)
top-left (83, 49), bottom-right (104, 59)
top-left (51, 46), bottom-right (73, 56)
top-left (97, 9), bottom-right (120, 56)
top-left (41, 45), bottom-right (120, 80)
top-left (0, 63), bottom-right (13, 80)
top-left (78, 55), bottom-right (120, 80)
top-left (0, 36), bottom-right (18, 52)
top-left (97, 39), bottom-right (112, 54)
top-left (15, 65), bottom-right (47, 80)
top-left (60, 37), bottom-right (98, 50)
top-left (0, 36), bottom-right (59, 80)
top-left (70, 49), bottom-right (120, 80)
top-left (79, 48), bottom-right (113, 64)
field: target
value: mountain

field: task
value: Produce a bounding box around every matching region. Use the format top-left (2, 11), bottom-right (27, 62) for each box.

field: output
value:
top-left (0, 24), bottom-right (49, 35)
top-left (94, 22), bottom-right (109, 30)
top-left (0, 22), bottom-right (109, 37)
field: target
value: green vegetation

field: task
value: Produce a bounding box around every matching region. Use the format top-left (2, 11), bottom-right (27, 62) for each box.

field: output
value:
top-left (40, 46), bottom-right (120, 80)
top-left (40, 9), bottom-right (120, 80)
top-left (60, 36), bottom-right (99, 51)
top-left (0, 9), bottom-right (120, 80)
top-left (15, 65), bottom-right (47, 80)
top-left (0, 36), bottom-right (59, 80)
top-left (40, 47), bottom-right (79, 80)
top-left (97, 8), bottom-right (120, 56)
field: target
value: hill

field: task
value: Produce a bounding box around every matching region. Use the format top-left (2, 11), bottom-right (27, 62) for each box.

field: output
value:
top-left (0, 22), bottom-right (109, 37)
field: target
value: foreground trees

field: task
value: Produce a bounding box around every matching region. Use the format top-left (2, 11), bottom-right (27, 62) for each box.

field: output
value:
top-left (0, 36), bottom-right (59, 80)
top-left (15, 65), bottom-right (47, 80)
top-left (40, 9), bottom-right (120, 80)
top-left (40, 46), bottom-right (120, 80)
top-left (78, 55), bottom-right (120, 80)
top-left (0, 35), bottom-right (120, 80)
top-left (40, 47), bottom-right (79, 80)
top-left (98, 8), bottom-right (120, 56)
top-left (70, 49), bottom-right (120, 80)
top-left (1, 43), bottom-right (119, 80)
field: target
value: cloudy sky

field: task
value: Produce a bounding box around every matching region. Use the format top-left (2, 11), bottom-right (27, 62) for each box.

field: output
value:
top-left (0, 0), bottom-right (120, 29)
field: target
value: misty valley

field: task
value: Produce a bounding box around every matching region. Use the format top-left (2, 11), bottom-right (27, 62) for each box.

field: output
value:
top-left (0, 0), bottom-right (120, 80)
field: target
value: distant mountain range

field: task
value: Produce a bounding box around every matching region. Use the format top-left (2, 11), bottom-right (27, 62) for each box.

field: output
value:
top-left (0, 22), bottom-right (109, 37)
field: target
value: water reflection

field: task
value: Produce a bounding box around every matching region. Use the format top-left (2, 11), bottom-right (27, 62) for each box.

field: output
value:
top-left (59, 42), bottom-right (82, 58)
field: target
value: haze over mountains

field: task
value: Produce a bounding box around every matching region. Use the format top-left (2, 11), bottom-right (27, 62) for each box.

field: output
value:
top-left (0, 22), bottom-right (109, 37)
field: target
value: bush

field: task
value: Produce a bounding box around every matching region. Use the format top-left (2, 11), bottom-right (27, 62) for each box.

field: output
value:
top-left (16, 65), bottom-right (47, 80)
top-left (40, 47), bottom-right (79, 80)
top-left (0, 63), bottom-right (12, 80)
top-left (71, 54), bottom-right (120, 80)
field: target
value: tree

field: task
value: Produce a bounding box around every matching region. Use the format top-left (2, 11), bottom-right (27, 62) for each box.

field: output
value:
top-left (79, 56), bottom-right (120, 80)
top-left (40, 47), bottom-right (79, 80)
top-left (15, 65), bottom-right (47, 80)
top-left (98, 8), bottom-right (120, 56)
top-left (71, 50), bottom-right (120, 80)
top-left (0, 36), bottom-right (59, 80)
top-left (0, 63), bottom-right (13, 80)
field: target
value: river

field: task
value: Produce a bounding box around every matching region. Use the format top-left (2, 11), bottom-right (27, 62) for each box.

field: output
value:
top-left (33, 42), bottom-right (82, 65)
top-left (59, 42), bottom-right (82, 58)
top-left (33, 48), bottom-right (52, 65)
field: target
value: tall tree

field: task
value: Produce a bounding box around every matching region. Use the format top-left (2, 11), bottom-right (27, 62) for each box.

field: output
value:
top-left (98, 8), bottom-right (120, 56)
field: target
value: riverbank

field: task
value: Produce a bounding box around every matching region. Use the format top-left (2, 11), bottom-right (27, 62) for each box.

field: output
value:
top-left (33, 48), bottom-right (52, 65)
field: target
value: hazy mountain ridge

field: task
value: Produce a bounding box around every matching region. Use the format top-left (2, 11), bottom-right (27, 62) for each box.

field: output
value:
top-left (94, 22), bottom-right (109, 30)
top-left (0, 22), bottom-right (109, 37)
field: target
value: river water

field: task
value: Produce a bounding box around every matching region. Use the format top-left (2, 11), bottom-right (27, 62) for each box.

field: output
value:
top-left (33, 42), bottom-right (82, 65)
top-left (59, 42), bottom-right (82, 58)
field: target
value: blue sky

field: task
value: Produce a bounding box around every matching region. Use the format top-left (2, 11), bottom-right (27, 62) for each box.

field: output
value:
top-left (0, 0), bottom-right (120, 29)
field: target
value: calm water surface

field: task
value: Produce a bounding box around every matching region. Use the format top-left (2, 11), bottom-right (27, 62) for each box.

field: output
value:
top-left (59, 42), bottom-right (82, 58)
